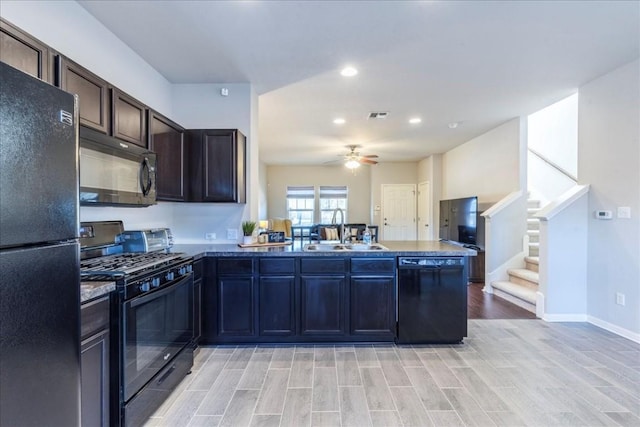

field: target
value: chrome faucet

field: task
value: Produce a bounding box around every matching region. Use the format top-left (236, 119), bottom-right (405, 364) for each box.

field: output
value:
top-left (330, 208), bottom-right (348, 243)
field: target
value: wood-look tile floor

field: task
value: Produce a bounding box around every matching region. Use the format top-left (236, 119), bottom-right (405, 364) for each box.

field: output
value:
top-left (145, 320), bottom-right (640, 427)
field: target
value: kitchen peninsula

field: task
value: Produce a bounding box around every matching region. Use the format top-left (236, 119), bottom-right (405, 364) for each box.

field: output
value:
top-left (172, 241), bottom-right (475, 345)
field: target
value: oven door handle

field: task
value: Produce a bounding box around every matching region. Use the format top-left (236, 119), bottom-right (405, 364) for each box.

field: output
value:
top-left (129, 273), bottom-right (192, 308)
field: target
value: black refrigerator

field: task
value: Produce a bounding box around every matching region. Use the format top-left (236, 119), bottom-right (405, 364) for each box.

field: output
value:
top-left (0, 62), bottom-right (81, 426)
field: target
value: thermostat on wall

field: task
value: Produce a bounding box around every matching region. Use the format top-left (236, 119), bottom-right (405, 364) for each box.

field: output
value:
top-left (594, 210), bottom-right (612, 220)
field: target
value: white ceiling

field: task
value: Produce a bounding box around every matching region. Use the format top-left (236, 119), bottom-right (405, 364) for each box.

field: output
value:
top-left (78, 0), bottom-right (639, 165)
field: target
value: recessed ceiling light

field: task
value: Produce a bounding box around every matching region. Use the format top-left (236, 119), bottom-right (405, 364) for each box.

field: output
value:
top-left (333, 118), bottom-right (346, 125)
top-left (409, 117), bottom-right (422, 124)
top-left (448, 122), bottom-right (459, 129)
top-left (340, 66), bottom-right (358, 77)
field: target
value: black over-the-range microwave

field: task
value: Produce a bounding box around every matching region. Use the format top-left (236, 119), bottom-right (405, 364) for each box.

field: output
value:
top-left (79, 126), bottom-right (157, 207)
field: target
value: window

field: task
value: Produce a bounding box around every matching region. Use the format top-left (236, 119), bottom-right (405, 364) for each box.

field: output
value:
top-left (319, 186), bottom-right (348, 223)
top-left (286, 186), bottom-right (315, 225)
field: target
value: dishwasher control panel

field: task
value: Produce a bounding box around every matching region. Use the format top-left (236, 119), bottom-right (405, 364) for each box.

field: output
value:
top-left (398, 257), bottom-right (464, 267)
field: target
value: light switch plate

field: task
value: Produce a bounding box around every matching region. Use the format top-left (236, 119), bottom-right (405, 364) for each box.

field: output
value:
top-left (617, 206), bottom-right (631, 219)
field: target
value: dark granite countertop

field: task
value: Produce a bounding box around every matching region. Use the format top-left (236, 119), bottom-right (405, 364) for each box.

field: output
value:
top-left (81, 281), bottom-right (116, 303)
top-left (170, 240), bottom-right (476, 259)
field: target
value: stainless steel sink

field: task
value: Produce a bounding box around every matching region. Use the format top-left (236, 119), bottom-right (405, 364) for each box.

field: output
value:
top-left (303, 243), bottom-right (388, 252)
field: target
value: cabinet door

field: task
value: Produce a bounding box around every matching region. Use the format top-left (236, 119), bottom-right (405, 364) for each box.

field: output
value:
top-left (58, 56), bottom-right (109, 134)
top-left (218, 276), bottom-right (255, 336)
top-left (81, 330), bottom-right (109, 427)
top-left (259, 276), bottom-right (295, 336)
top-left (112, 88), bottom-right (147, 147)
top-left (350, 277), bottom-right (395, 337)
top-left (0, 19), bottom-right (50, 83)
top-left (202, 130), bottom-right (245, 203)
top-left (300, 275), bottom-right (346, 336)
top-left (149, 111), bottom-right (186, 201)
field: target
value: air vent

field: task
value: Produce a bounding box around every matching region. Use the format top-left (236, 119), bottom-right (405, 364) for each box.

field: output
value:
top-left (368, 111), bottom-right (389, 119)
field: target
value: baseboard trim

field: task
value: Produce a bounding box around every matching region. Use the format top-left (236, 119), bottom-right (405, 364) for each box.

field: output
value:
top-left (543, 313), bottom-right (588, 322)
top-left (587, 315), bottom-right (640, 344)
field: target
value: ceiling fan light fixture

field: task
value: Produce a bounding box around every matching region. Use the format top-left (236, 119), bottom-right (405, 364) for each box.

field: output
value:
top-left (340, 66), bottom-right (358, 77)
top-left (345, 159), bottom-right (361, 169)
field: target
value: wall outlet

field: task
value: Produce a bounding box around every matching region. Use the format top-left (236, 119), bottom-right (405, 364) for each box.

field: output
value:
top-left (616, 292), bottom-right (625, 306)
top-left (227, 229), bottom-right (238, 240)
top-left (205, 233), bottom-right (216, 240)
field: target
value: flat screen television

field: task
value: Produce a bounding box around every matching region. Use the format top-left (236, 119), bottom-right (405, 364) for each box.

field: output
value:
top-left (439, 196), bottom-right (483, 248)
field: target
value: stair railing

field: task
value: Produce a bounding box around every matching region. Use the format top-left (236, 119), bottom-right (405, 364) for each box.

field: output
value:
top-left (528, 147), bottom-right (577, 183)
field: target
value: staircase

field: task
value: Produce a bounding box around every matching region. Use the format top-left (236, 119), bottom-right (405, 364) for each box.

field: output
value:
top-left (490, 198), bottom-right (541, 314)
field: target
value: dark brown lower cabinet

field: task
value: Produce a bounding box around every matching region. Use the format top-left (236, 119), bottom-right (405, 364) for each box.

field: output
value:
top-left (259, 276), bottom-right (296, 336)
top-left (80, 296), bottom-right (110, 427)
top-left (300, 275), bottom-right (346, 336)
top-left (350, 277), bottom-right (395, 338)
top-left (202, 256), bottom-right (397, 343)
top-left (218, 276), bottom-right (255, 337)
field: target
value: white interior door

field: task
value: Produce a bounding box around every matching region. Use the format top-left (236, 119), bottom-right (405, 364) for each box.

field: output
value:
top-left (417, 181), bottom-right (431, 240)
top-left (381, 184), bottom-right (416, 240)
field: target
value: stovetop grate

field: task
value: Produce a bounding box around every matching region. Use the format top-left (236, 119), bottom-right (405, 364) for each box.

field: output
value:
top-left (80, 252), bottom-right (186, 277)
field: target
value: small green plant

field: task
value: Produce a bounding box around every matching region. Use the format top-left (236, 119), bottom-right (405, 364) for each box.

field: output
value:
top-left (241, 221), bottom-right (257, 236)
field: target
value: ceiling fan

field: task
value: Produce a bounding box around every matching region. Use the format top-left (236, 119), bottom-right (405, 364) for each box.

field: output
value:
top-left (326, 145), bottom-right (379, 169)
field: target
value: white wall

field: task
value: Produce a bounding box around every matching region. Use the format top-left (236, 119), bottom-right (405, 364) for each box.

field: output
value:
top-left (579, 59), bottom-right (640, 337)
top-left (418, 155), bottom-right (443, 237)
top-left (442, 119), bottom-right (521, 204)
top-left (266, 165), bottom-right (371, 223)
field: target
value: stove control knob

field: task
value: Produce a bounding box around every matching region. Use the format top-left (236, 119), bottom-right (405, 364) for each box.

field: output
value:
top-left (140, 282), bottom-right (151, 292)
top-left (179, 267), bottom-right (186, 275)
top-left (152, 277), bottom-right (160, 288)
top-left (186, 265), bottom-right (193, 273)
top-left (166, 272), bottom-right (175, 281)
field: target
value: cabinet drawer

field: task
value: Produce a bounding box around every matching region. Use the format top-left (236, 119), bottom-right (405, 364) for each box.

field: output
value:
top-left (351, 258), bottom-right (396, 275)
top-left (260, 258), bottom-right (295, 275)
top-left (218, 258), bottom-right (253, 275)
top-left (300, 258), bottom-right (347, 274)
top-left (81, 296), bottom-right (110, 341)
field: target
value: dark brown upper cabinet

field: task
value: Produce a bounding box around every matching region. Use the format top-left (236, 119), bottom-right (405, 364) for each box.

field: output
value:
top-left (112, 88), bottom-right (147, 147)
top-left (149, 110), bottom-right (187, 201)
top-left (57, 56), bottom-right (110, 134)
top-left (0, 19), bottom-right (51, 83)
top-left (188, 129), bottom-right (246, 203)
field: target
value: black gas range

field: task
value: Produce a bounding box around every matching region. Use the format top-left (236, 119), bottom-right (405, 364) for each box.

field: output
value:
top-left (80, 221), bottom-right (194, 427)
top-left (81, 251), bottom-right (192, 299)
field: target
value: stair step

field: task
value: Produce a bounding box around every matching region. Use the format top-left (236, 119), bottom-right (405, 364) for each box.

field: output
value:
top-left (492, 281), bottom-right (537, 304)
top-left (527, 230), bottom-right (539, 243)
top-left (507, 268), bottom-right (539, 289)
top-left (527, 199), bottom-right (541, 209)
top-left (527, 207), bottom-right (541, 216)
top-left (527, 218), bottom-right (540, 230)
top-left (525, 256), bottom-right (539, 273)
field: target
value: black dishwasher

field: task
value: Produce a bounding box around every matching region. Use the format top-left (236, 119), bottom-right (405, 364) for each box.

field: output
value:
top-left (397, 257), bottom-right (467, 344)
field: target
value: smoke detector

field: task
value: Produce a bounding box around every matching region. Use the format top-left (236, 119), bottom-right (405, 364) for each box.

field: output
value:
top-left (368, 112), bottom-right (389, 119)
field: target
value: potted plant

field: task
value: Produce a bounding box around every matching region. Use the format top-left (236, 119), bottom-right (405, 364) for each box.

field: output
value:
top-left (241, 220), bottom-right (257, 244)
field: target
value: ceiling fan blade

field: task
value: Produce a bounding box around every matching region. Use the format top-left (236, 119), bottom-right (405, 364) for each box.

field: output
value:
top-left (360, 158), bottom-right (378, 165)
top-left (323, 159), bottom-right (341, 165)
top-left (361, 154), bottom-right (379, 158)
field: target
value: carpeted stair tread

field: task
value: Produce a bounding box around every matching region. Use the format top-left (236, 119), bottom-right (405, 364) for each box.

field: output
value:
top-left (508, 268), bottom-right (539, 283)
top-left (524, 256), bottom-right (539, 265)
top-left (492, 281), bottom-right (537, 304)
